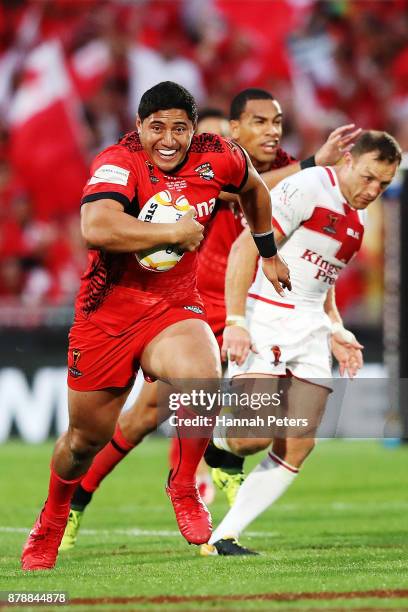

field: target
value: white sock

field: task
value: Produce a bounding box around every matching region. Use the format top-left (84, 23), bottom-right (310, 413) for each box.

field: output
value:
top-left (212, 408), bottom-right (233, 452)
top-left (209, 450), bottom-right (299, 543)
top-left (212, 433), bottom-right (232, 453)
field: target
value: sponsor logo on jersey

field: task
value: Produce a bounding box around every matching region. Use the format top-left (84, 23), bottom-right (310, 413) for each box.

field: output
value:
top-left (301, 249), bottom-right (341, 285)
top-left (194, 162), bottom-right (215, 181)
top-left (89, 164), bottom-right (130, 186)
top-left (271, 345), bottom-right (281, 366)
top-left (143, 200), bottom-right (159, 221)
top-left (145, 160), bottom-right (160, 184)
top-left (69, 349), bottom-right (82, 377)
top-left (195, 197), bottom-right (217, 218)
top-left (323, 213), bottom-right (339, 235)
top-left (183, 305), bottom-right (204, 314)
top-left (346, 227), bottom-right (360, 239)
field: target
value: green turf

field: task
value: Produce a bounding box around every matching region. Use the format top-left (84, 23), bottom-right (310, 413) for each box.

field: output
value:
top-left (0, 438), bottom-right (407, 611)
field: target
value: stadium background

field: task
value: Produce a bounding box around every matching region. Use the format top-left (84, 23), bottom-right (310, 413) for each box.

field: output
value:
top-left (0, 2), bottom-right (408, 608)
top-left (1, 0), bottom-right (407, 441)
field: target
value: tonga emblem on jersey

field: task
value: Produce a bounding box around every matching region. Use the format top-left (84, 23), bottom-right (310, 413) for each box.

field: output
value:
top-left (194, 162), bottom-right (215, 181)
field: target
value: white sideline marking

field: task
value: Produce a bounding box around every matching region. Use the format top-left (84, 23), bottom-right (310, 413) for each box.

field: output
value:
top-left (0, 526), bottom-right (277, 538)
top-left (98, 500), bottom-right (408, 527)
top-left (3, 501), bottom-right (406, 539)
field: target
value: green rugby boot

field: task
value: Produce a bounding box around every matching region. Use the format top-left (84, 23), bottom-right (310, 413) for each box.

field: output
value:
top-left (211, 467), bottom-right (245, 506)
top-left (59, 509), bottom-right (84, 551)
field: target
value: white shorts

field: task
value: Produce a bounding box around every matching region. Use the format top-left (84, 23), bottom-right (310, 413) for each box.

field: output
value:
top-left (228, 298), bottom-right (333, 384)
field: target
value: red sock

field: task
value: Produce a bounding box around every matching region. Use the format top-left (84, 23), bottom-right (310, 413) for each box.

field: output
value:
top-left (170, 407), bottom-right (213, 486)
top-left (169, 437), bottom-right (180, 470)
top-left (81, 424), bottom-right (135, 493)
top-left (44, 468), bottom-right (82, 525)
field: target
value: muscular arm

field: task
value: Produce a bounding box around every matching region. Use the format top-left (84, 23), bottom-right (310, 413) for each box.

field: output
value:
top-left (323, 286), bottom-right (342, 324)
top-left (324, 285), bottom-right (364, 377)
top-left (224, 228), bottom-right (258, 318)
top-left (226, 227), bottom-right (285, 316)
top-left (222, 227), bottom-right (285, 363)
top-left (81, 199), bottom-right (203, 252)
top-left (236, 154), bottom-right (291, 296)
top-left (238, 156), bottom-right (273, 234)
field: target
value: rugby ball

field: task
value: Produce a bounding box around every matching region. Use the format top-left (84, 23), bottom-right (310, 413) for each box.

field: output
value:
top-left (136, 190), bottom-right (192, 272)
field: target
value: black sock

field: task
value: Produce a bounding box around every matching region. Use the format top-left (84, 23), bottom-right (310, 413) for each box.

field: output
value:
top-left (70, 484), bottom-right (94, 511)
top-left (204, 440), bottom-right (245, 473)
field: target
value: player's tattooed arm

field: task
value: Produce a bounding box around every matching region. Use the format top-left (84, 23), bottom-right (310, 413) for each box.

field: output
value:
top-left (81, 200), bottom-right (204, 253)
top-left (324, 286), bottom-right (364, 378)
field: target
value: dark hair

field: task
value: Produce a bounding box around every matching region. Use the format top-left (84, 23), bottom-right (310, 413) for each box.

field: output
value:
top-left (198, 107), bottom-right (227, 122)
top-left (138, 81), bottom-right (198, 124)
top-left (230, 88), bottom-right (275, 120)
top-left (351, 130), bottom-right (402, 165)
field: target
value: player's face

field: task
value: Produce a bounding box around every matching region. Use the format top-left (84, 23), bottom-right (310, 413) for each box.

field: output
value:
top-left (137, 109), bottom-right (195, 172)
top-left (343, 151), bottom-right (398, 209)
top-left (230, 99), bottom-right (283, 168)
top-left (196, 116), bottom-right (230, 136)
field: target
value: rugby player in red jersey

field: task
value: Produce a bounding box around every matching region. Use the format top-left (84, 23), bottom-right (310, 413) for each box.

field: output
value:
top-left (57, 89), bottom-right (360, 552)
top-left (21, 81), bottom-right (292, 570)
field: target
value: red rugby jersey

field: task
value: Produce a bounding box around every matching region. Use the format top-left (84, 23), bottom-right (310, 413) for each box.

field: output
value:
top-left (75, 131), bottom-right (248, 334)
top-left (197, 148), bottom-right (297, 304)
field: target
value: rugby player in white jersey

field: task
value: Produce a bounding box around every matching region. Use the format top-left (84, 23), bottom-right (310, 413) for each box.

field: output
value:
top-left (201, 130), bottom-right (401, 556)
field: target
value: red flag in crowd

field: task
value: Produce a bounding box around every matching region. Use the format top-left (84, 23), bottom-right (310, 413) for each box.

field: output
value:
top-left (9, 39), bottom-right (88, 220)
top-left (69, 39), bottom-right (112, 102)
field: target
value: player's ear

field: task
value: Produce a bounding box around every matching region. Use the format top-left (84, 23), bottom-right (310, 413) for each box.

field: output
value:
top-left (229, 120), bottom-right (240, 140)
top-left (343, 151), bottom-right (353, 168)
top-left (136, 115), bottom-right (142, 134)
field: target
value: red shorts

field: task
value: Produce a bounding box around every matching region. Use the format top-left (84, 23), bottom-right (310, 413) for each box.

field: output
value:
top-left (67, 302), bottom-right (207, 391)
top-left (202, 297), bottom-right (226, 351)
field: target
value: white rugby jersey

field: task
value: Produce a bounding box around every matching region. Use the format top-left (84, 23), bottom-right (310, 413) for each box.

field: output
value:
top-left (249, 166), bottom-right (366, 311)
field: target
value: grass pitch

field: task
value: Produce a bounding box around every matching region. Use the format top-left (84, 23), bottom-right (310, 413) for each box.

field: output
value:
top-left (0, 438), bottom-right (407, 611)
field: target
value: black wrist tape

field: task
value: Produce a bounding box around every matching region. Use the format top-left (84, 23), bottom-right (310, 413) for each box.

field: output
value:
top-left (300, 155), bottom-right (316, 170)
top-left (252, 230), bottom-right (277, 258)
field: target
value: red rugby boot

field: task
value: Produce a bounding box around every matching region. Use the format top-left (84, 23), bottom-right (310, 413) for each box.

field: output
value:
top-left (166, 472), bottom-right (212, 545)
top-left (21, 509), bottom-right (67, 571)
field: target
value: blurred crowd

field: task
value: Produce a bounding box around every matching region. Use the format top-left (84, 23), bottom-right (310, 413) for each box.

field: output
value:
top-left (0, 0), bottom-right (407, 320)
